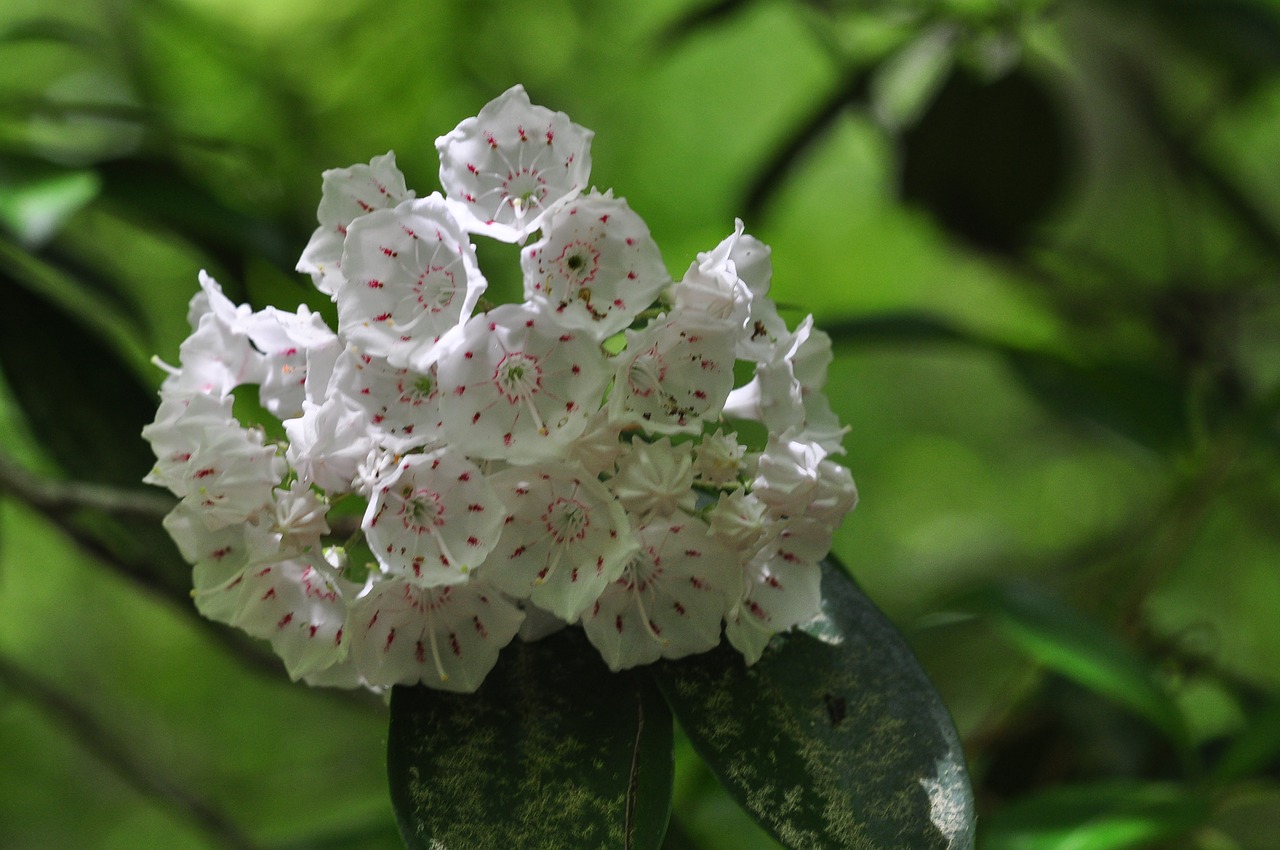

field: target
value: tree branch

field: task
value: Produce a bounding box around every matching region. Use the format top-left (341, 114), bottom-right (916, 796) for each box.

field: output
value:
top-left (0, 652), bottom-right (264, 850)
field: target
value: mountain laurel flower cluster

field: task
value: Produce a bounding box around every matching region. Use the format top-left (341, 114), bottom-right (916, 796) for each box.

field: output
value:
top-left (142, 85), bottom-right (858, 693)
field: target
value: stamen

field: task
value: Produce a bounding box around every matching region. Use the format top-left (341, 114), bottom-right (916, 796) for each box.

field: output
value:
top-left (631, 577), bottom-right (668, 646)
top-left (425, 603), bottom-right (450, 683)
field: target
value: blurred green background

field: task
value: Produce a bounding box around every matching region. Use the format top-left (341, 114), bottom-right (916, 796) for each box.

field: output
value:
top-left (2, 0), bottom-right (1279, 848)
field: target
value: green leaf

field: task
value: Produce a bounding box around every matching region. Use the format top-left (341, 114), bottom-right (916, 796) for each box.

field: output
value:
top-left (1211, 787), bottom-right (1280, 850)
top-left (0, 263), bottom-right (156, 489)
top-left (1213, 699), bottom-right (1280, 783)
top-left (1000, 350), bottom-right (1187, 453)
top-left (651, 559), bottom-right (975, 850)
top-left (96, 157), bottom-right (298, 283)
top-left (987, 584), bottom-right (1191, 755)
top-left (0, 160), bottom-right (101, 247)
top-left (387, 628), bottom-right (674, 850)
top-left (898, 66), bottom-right (1073, 255)
top-left (979, 781), bottom-right (1209, 850)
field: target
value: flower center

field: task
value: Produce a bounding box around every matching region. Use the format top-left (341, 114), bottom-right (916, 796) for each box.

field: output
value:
top-left (543, 497), bottom-right (590, 544)
top-left (400, 486), bottom-right (445, 531)
top-left (503, 168), bottom-right (548, 219)
top-left (626, 349), bottom-right (665, 398)
top-left (555, 240), bottom-right (599, 287)
top-left (415, 267), bottom-right (456, 312)
top-left (493, 352), bottom-right (543, 405)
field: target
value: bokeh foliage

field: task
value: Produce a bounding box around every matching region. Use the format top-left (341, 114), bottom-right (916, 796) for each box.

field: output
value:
top-left (1, 0), bottom-right (1279, 847)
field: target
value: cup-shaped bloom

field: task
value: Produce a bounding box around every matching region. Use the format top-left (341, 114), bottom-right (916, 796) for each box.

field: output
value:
top-left (162, 504), bottom-right (281, 625)
top-left (154, 414), bottom-right (283, 530)
top-left (238, 305), bottom-right (340, 420)
top-left (298, 152), bottom-right (413, 295)
top-left (725, 550), bottom-right (822, 665)
top-left (436, 304), bottom-right (609, 462)
top-left (337, 195), bottom-right (487, 372)
top-left (436, 85), bottom-right (592, 242)
top-left (486, 462), bottom-right (638, 622)
top-left (364, 450), bottom-right (506, 586)
top-left (165, 272), bottom-right (264, 398)
top-left (232, 555), bottom-right (353, 681)
top-left (583, 515), bottom-right (738, 671)
top-left (324, 349), bottom-right (445, 454)
top-left (349, 577), bottom-right (524, 692)
top-left (521, 190), bottom-right (669, 338)
top-left (609, 310), bottom-right (736, 435)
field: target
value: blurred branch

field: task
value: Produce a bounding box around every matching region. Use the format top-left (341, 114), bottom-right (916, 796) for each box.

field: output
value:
top-left (0, 452), bottom-right (174, 520)
top-left (1123, 59), bottom-right (1280, 266)
top-left (743, 70), bottom-right (872, 221)
top-left (0, 453), bottom-right (285, 680)
top-left (0, 453), bottom-right (382, 711)
top-left (0, 652), bottom-right (264, 850)
top-left (654, 0), bottom-right (756, 50)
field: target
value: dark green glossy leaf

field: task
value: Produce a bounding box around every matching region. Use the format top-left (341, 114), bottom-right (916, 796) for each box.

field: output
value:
top-left (987, 584), bottom-right (1191, 755)
top-left (651, 559), bottom-right (975, 850)
top-left (388, 628), bottom-right (674, 850)
top-left (979, 781), bottom-right (1209, 850)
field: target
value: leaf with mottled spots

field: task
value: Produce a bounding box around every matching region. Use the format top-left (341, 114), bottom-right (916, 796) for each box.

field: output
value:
top-left (387, 628), bottom-right (674, 850)
top-left (651, 559), bottom-right (974, 850)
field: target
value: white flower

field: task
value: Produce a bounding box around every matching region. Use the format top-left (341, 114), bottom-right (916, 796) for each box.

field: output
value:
top-left (363, 450), bottom-right (506, 586)
top-left (161, 272), bottom-right (264, 398)
top-left (522, 189), bottom-right (669, 337)
top-left (238, 304), bottom-right (340, 420)
top-left (146, 399), bottom-right (284, 529)
top-left (336, 194), bottom-right (487, 371)
top-left (609, 310), bottom-right (736, 435)
top-left (486, 462), bottom-right (638, 622)
top-left (283, 395), bottom-right (376, 494)
top-left (348, 577), bottom-right (524, 692)
top-left (143, 390), bottom-right (237, 494)
top-left (719, 222), bottom-right (787, 360)
top-left (232, 555), bottom-right (353, 681)
top-left (436, 304), bottom-right (609, 462)
top-left (610, 437), bottom-right (696, 520)
top-left (750, 431), bottom-right (826, 517)
top-left (562, 408), bottom-right (625, 476)
top-left (693, 428), bottom-right (746, 487)
top-left (298, 152), bottom-right (413, 296)
top-left (162, 505), bottom-right (281, 625)
top-left (326, 349), bottom-right (445, 454)
top-left (724, 315), bottom-right (847, 454)
top-left (810, 458), bottom-right (859, 525)
top-left (146, 86), bottom-right (863, 691)
top-left (582, 515), bottom-right (737, 671)
top-left (671, 219), bottom-right (752, 330)
top-left (725, 552), bottom-right (822, 665)
top-left (706, 488), bottom-right (771, 553)
top-left (272, 479), bottom-right (331, 551)
top-left (436, 85), bottom-right (593, 243)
